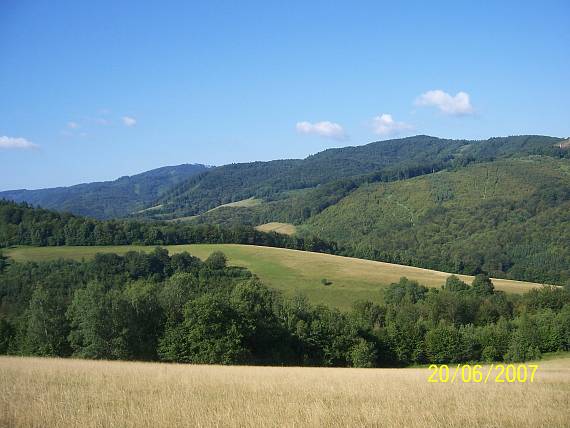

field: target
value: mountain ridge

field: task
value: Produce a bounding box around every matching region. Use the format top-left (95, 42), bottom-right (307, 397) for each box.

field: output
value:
top-left (1, 135), bottom-right (567, 222)
top-left (144, 134), bottom-right (566, 220)
top-left (0, 163), bottom-right (209, 219)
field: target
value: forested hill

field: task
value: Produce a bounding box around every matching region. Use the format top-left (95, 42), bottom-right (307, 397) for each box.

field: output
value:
top-left (0, 164), bottom-right (209, 219)
top-left (302, 157), bottom-right (570, 285)
top-left (0, 199), bottom-right (336, 253)
top-left (143, 135), bottom-right (566, 220)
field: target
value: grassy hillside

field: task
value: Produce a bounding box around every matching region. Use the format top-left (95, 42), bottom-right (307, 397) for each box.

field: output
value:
top-left (303, 157), bottom-right (570, 284)
top-left (0, 164), bottom-right (208, 219)
top-left (4, 244), bottom-right (545, 309)
top-left (2, 355), bottom-right (569, 427)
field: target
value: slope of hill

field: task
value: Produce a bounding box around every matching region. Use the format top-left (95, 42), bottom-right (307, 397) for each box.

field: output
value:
top-left (0, 164), bottom-right (209, 219)
top-left (4, 243), bottom-right (545, 309)
top-left (302, 157), bottom-right (570, 284)
top-left (142, 135), bottom-right (566, 220)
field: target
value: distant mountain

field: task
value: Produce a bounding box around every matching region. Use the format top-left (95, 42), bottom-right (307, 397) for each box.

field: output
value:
top-left (1, 134), bottom-right (568, 284)
top-left (142, 135), bottom-right (566, 220)
top-left (0, 164), bottom-right (209, 219)
top-left (129, 135), bottom-right (570, 284)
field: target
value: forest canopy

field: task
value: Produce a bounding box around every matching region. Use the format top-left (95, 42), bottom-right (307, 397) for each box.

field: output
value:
top-left (1, 249), bottom-right (569, 366)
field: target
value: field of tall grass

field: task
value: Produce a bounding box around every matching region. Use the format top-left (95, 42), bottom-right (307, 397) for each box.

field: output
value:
top-left (1, 356), bottom-right (568, 427)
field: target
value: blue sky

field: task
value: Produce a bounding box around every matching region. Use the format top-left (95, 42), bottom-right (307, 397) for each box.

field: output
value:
top-left (1, 0), bottom-right (569, 190)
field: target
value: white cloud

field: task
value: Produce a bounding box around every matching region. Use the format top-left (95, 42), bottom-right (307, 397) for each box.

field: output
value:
top-left (67, 121), bottom-right (79, 129)
top-left (0, 136), bottom-right (39, 149)
top-left (122, 116), bottom-right (137, 127)
top-left (415, 90), bottom-right (474, 115)
top-left (295, 121), bottom-right (346, 140)
top-left (371, 114), bottom-right (413, 136)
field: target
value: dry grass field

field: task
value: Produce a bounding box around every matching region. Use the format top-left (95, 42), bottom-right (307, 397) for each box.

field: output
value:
top-left (0, 356), bottom-right (569, 427)
top-left (5, 244), bottom-right (546, 309)
top-left (255, 222), bottom-right (298, 235)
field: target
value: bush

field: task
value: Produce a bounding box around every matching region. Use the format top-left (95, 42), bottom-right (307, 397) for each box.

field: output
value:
top-left (444, 275), bottom-right (470, 292)
top-left (205, 251), bottom-right (227, 270)
top-left (472, 274), bottom-right (495, 295)
top-left (425, 321), bottom-right (463, 363)
top-left (349, 339), bottom-right (377, 368)
top-left (481, 345), bottom-right (499, 362)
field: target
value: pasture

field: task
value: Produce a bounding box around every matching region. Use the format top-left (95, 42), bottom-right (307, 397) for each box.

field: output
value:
top-left (5, 244), bottom-right (545, 309)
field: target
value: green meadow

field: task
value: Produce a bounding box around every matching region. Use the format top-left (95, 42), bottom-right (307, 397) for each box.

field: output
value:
top-left (5, 244), bottom-right (545, 309)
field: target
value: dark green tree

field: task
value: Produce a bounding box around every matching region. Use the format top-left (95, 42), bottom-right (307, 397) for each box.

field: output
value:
top-left (67, 281), bottom-right (130, 360)
top-left (385, 302), bottom-right (426, 364)
top-left (425, 321), bottom-right (463, 363)
top-left (122, 279), bottom-right (164, 360)
top-left (476, 317), bottom-right (512, 362)
top-left (159, 294), bottom-right (248, 364)
top-left (22, 284), bottom-right (70, 357)
top-left (0, 251), bottom-right (8, 273)
top-left (0, 318), bottom-right (15, 354)
top-left (384, 277), bottom-right (429, 305)
top-left (555, 305), bottom-right (570, 351)
top-left (472, 274), bottom-right (495, 295)
top-left (349, 339), bottom-right (377, 368)
top-left (230, 279), bottom-right (290, 363)
top-left (504, 314), bottom-right (541, 362)
top-left (443, 275), bottom-right (470, 292)
top-left (205, 251), bottom-right (228, 270)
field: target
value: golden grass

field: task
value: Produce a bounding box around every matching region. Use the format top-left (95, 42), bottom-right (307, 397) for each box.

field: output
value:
top-left (1, 356), bottom-right (568, 427)
top-left (212, 197), bottom-right (262, 209)
top-left (255, 222), bottom-right (297, 236)
top-left (166, 199), bottom-right (262, 222)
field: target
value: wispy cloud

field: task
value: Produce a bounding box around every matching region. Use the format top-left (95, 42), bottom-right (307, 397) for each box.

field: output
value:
top-left (415, 90), bottom-right (474, 116)
top-left (0, 136), bottom-right (39, 150)
top-left (122, 116), bottom-right (137, 127)
top-left (67, 121), bottom-right (80, 129)
top-left (371, 114), bottom-right (413, 137)
top-left (296, 121), bottom-right (347, 140)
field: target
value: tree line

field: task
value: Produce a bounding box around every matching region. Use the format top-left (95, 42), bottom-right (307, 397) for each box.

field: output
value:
top-left (0, 199), bottom-right (336, 253)
top-left (1, 248), bottom-right (568, 366)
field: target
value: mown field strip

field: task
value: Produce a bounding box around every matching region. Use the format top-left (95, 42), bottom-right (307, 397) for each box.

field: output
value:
top-left (255, 222), bottom-right (297, 235)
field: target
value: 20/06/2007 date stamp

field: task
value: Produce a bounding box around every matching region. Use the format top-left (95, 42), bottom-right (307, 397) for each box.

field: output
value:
top-left (427, 364), bottom-right (539, 383)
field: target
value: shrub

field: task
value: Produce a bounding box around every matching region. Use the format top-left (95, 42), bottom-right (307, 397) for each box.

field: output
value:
top-left (205, 251), bottom-right (227, 270)
top-left (349, 339), bottom-right (377, 368)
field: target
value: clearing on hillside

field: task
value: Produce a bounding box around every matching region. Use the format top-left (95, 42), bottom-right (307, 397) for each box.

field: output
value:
top-left (255, 222), bottom-right (297, 235)
top-left (208, 197), bottom-right (262, 210)
top-left (168, 198), bottom-right (262, 222)
top-left (5, 244), bottom-right (545, 310)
